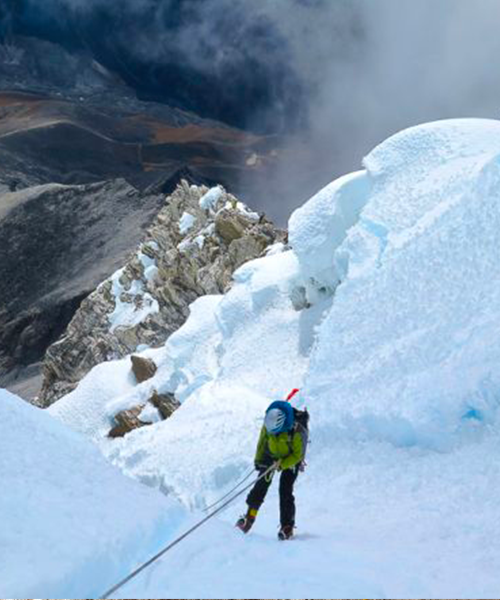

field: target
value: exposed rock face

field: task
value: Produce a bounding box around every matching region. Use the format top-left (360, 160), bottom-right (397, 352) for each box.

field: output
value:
top-left (0, 179), bottom-right (164, 398)
top-left (108, 357), bottom-right (180, 438)
top-left (38, 182), bottom-right (286, 406)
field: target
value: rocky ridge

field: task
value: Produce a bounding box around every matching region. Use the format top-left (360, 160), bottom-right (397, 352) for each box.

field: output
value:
top-left (38, 181), bottom-right (286, 407)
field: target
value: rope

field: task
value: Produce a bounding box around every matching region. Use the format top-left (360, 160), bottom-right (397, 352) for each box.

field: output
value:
top-left (203, 466), bottom-right (255, 513)
top-left (98, 462), bottom-right (278, 599)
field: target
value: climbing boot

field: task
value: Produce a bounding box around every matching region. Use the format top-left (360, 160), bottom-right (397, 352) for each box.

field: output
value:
top-left (278, 524), bottom-right (294, 540)
top-left (235, 508), bottom-right (258, 533)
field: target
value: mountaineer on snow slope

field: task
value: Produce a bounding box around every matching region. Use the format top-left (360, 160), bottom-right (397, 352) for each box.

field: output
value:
top-left (236, 390), bottom-right (309, 540)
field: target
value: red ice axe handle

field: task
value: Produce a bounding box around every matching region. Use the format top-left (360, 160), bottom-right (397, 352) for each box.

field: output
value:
top-left (286, 388), bottom-right (300, 401)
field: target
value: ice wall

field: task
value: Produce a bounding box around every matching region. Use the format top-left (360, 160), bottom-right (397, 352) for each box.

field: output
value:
top-left (305, 118), bottom-right (500, 448)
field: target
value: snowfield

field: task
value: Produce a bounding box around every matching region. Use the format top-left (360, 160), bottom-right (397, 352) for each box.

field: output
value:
top-left (0, 388), bottom-right (186, 599)
top-left (4, 118), bottom-right (500, 598)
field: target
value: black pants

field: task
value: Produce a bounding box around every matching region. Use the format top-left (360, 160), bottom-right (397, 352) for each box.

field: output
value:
top-left (246, 464), bottom-right (299, 527)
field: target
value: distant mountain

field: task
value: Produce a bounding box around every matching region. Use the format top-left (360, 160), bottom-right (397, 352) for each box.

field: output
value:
top-left (0, 34), bottom-right (282, 398)
top-left (1, 0), bottom-right (305, 133)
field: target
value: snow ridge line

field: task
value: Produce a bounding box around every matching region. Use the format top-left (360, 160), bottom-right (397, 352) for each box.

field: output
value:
top-left (98, 463), bottom-right (278, 599)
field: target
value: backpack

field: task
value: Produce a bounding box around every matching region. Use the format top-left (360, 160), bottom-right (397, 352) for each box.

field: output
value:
top-left (292, 407), bottom-right (309, 464)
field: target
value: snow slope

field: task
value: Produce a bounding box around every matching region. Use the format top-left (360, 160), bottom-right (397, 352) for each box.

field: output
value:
top-left (46, 118), bottom-right (500, 598)
top-left (0, 388), bottom-right (186, 598)
top-left (121, 434), bottom-right (500, 599)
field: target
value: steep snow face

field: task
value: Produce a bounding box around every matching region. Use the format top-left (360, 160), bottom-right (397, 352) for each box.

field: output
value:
top-left (289, 169), bottom-right (370, 304)
top-left (108, 249), bottom-right (318, 503)
top-left (119, 432), bottom-right (500, 600)
top-left (50, 247), bottom-right (318, 502)
top-left (52, 117), bottom-right (500, 472)
top-left (305, 118), bottom-right (500, 448)
top-left (0, 388), bottom-right (185, 598)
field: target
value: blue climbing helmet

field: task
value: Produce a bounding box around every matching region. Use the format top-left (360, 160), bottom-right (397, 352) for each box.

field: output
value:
top-left (264, 400), bottom-right (295, 434)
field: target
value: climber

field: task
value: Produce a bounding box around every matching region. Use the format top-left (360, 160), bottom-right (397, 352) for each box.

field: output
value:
top-left (236, 394), bottom-right (308, 541)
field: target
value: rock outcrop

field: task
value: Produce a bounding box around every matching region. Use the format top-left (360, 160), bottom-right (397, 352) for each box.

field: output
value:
top-left (108, 384), bottom-right (181, 438)
top-left (108, 357), bottom-right (180, 438)
top-left (38, 182), bottom-right (286, 406)
top-left (150, 390), bottom-right (179, 420)
top-left (108, 405), bottom-right (149, 439)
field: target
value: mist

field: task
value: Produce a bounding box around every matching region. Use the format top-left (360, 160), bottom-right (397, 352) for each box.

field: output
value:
top-left (8, 0), bottom-right (500, 221)
top-left (252, 0), bottom-right (500, 218)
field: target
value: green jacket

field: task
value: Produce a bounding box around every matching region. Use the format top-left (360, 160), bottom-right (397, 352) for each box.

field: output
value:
top-left (254, 426), bottom-right (304, 470)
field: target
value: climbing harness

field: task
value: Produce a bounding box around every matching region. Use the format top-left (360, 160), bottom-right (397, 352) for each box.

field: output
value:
top-left (98, 462), bottom-right (278, 599)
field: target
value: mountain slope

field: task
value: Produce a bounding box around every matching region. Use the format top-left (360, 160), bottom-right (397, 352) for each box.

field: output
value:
top-left (0, 88), bottom-right (276, 192)
top-left (0, 178), bottom-right (163, 397)
top-left (39, 117), bottom-right (500, 598)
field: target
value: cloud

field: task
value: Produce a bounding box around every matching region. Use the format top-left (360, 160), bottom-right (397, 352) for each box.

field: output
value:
top-left (253, 0), bottom-right (500, 218)
top-left (12, 0), bottom-right (500, 221)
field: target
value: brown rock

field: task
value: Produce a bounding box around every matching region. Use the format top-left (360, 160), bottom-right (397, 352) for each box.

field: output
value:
top-left (131, 355), bottom-right (157, 383)
top-left (108, 405), bottom-right (150, 438)
top-left (150, 389), bottom-right (180, 420)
